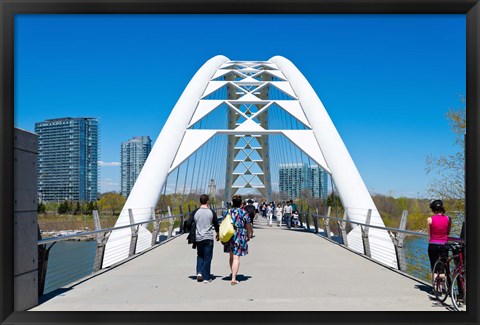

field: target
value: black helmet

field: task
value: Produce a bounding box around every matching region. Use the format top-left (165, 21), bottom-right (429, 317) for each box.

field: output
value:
top-left (429, 199), bottom-right (443, 210)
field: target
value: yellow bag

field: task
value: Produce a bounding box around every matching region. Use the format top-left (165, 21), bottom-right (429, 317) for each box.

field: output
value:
top-left (219, 211), bottom-right (235, 243)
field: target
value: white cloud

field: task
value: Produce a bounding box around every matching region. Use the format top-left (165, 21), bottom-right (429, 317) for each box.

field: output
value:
top-left (100, 178), bottom-right (120, 193)
top-left (98, 161), bottom-right (120, 167)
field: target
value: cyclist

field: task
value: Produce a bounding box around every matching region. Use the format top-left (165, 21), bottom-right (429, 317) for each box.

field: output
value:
top-left (427, 199), bottom-right (452, 271)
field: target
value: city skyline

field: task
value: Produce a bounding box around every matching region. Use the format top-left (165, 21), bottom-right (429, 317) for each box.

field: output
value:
top-left (15, 14), bottom-right (466, 198)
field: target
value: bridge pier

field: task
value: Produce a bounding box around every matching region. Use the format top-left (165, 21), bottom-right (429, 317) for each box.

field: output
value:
top-left (14, 128), bottom-right (39, 310)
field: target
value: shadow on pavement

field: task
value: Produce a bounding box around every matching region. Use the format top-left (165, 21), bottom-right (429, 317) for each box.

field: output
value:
top-left (38, 288), bottom-right (72, 305)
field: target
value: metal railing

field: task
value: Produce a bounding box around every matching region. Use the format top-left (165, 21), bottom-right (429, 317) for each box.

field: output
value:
top-left (295, 207), bottom-right (459, 284)
top-left (37, 207), bottom-right (199, 296)
top-left (37, 204), bottom-right (462, 298)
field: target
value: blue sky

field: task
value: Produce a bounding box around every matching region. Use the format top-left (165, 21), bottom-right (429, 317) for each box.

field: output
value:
top-left (14, 14), bottom-right (465, 198)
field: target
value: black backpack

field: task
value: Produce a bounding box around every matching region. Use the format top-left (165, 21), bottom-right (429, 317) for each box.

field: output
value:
top-left (245, 205), bottom-right (255, 218)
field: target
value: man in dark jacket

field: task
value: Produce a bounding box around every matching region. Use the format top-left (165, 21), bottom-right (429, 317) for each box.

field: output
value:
top-left (186, 194), bottom-right (219, 283)
top-left (244, 199), bottom-right (256, 237)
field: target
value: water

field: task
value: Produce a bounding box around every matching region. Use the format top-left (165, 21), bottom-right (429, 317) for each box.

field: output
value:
top-left (403, 236), bottom-right (431, 282)
top-left (43, 240), bottom-right (97, 295)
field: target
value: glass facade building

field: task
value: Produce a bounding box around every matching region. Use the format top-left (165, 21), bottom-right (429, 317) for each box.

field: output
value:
top-left (121, 136), bottom-right (152, 197)
top-left (279, 163), bottom-right (328, 199)
top-left (36, 117), bottom-right (99, 202)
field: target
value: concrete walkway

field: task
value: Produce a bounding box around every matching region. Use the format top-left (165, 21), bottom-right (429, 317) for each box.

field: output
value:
top-left (31, 216), bottom-right (452, 311)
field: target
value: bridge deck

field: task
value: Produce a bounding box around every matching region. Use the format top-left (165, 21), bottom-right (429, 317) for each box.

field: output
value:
top-left (32, 217), bottom-right (449, 311)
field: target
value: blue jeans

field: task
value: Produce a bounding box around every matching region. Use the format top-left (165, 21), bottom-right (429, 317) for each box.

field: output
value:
top-left (196, 239), bottom-right (214, 280)
top-left (284, 213), bottom-right (291, 229)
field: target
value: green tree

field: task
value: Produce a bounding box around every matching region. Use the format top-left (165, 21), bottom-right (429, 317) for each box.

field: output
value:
top-left (74, 202), bottom-right (81, 215)
top-left (426, 100), bottom-right (465, 213)
top-left (57, 200), bottom-right (69, 214)
top-left (85, 201), bottom-right (95, 214)
top-left (98, 192), bottom-right (126, 215)
top-left (37, 202), bottom-right (46, 214)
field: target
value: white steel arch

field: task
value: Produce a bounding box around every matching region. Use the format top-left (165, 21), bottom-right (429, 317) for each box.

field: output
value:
top-left (104, 55), bottom-right (397, 269)
top-left (103, 55), bottom-right (229, 267)
top-left (270, 56), bottom-right (396, 267)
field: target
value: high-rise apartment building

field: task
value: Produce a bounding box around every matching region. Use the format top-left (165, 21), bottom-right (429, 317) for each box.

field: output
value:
top-left (279, 163), bottom-right (328, 199)
top-left (121, 136), bottom-right (152, 197)
top-left (36, 117), bottom-right (99, 202)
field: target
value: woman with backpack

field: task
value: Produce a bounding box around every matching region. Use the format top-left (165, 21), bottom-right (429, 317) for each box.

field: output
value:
top-left (222, 194), bottom-right (252, 285)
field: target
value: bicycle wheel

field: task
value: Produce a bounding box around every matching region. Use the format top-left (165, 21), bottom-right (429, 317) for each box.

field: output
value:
top-left (431, 259), bottom-right (449, 302)
top-left (451, 270), bottom-right (466, 311)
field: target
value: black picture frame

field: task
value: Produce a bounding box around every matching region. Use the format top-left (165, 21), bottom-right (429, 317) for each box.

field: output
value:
top-left (1, 1), bottom-right (478, 324)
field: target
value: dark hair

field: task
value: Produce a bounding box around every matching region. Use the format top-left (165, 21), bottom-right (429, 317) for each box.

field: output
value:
top-left (199, 194), bottom-right (209, 205)
top-left (429, 199), bottom-right (445, 214)
top-left (232, 194), bottom-right (242, 208)
top-left (247, 199), bottom-right (253, 204)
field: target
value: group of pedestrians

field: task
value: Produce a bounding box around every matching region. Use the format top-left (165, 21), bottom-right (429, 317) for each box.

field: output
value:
top-left (259, 200), bottom-right (298, 228)
top-left (187, 193), bottom-right (460, 290)
top-left (186, 194), bottom-right (252, 286)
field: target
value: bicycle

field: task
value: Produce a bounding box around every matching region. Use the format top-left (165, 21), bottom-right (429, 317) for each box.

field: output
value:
top-left (431, 238), bottom-right (466, 311)
top-left (449, 240), bottom-right (466, 311)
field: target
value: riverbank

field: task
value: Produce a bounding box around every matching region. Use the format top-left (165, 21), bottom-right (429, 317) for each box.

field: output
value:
top-left (40, 230), bottom-right (96, 241)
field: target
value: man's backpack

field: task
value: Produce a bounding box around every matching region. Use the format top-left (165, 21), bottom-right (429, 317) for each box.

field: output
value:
top-left (245, 204), bottom-right (255, 218)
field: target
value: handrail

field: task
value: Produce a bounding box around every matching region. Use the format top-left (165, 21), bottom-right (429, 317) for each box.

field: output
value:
top-left (38, 207), bottom-right (226, 246)
top-left (37, 213), bottom-right (185, 246)
top-left (309, 213), bottom-right (430, 237)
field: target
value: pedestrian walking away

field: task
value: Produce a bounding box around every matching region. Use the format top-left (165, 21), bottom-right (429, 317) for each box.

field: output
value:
top-left (223, 194), bottom-right (252, 285)
top-left (244, 199), bottom-right (256, 237)
top-left (186, 194), bottom-right (219, 283)
top-left (266, 203), bottom-right (274, 227)
top-left (275, 204), bottom-right (283, 227)
top-left (284, 201), bottom-right (293, 229)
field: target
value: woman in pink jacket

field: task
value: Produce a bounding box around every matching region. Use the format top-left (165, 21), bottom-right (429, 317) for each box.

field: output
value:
top-left (427, 199), bottom-right (451, 270)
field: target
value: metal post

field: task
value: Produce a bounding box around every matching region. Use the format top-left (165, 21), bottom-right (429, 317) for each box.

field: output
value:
top-left (151, 207), bottom-right (160, 246)
top-left (325, 206), bottom-right (332, 239)
top-left (339, 208), bottom-right (348, 246)
top-left (179, 205), bottom-right (184, 234)
top-left (313, 214), bottom-right (319, 234)
top-left (128, 209), bottom-right (139, 257)
top-left (388, 210), bottom-right (408, 271)
top-left (167, 206), bottom-right (174, 238)
top-left (299, 210), bottom-right (304, 228)
top-left (361, 209), bottom-right (372, 257)
top-left (306, 206), bottom-right (310, 231)
top-left (93, 210), bottom-right (111, 272)
top-left (37, 225), bottom-right (51, 296)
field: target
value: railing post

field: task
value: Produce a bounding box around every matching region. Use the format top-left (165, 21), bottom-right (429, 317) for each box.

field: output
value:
top-left (167, 206), bottom-right (174, 239)
top-left (339, 208), bottom-right (348, 246)
top-left (93, 210), bottom-right (111, 272)
top-left (299, 210), bottom-right (304, 228)
top-left (306, 206), bottom-right (310, 231)
top-left (37, 225), bottom-right (51, 296)
top-left (324, 206), bottom-right (332, 239)
top-left (313, 208), bottom-right (319, 234)
top-left (151, 207), bottom-right (160, 247)
top-left (128, 209), bottom-right (139, 257)
top-left (389, 210), bottom-right (408, 271)
top-left (361, 209), bottom-right (372, 257)
top-left (179, 205), bottom-right (184, 233)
